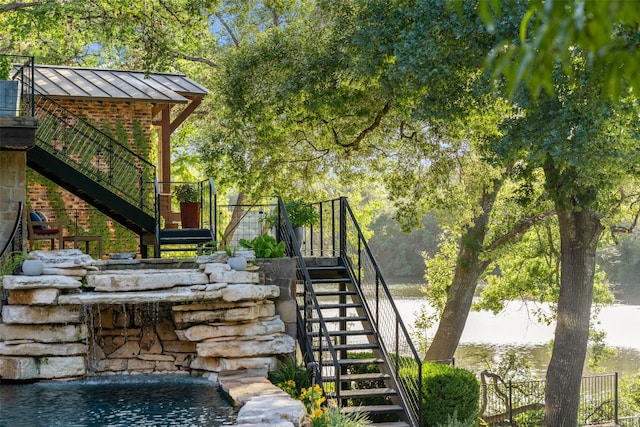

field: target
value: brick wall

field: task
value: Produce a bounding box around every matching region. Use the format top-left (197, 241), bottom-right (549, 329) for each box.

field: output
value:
top-left (27, 99), bottom-right (156, 252)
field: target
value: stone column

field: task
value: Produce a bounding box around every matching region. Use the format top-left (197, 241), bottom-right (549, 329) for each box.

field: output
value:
top-left (0, 150), bottom-right (27, 246)
top-left (258, 258), bottom-right (298, 339)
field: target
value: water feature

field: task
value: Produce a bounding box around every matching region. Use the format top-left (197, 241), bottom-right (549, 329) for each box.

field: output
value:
top-left (0, 374), bottom-right (237, 426)
top-left (387, 281), bottom-right (640, 377)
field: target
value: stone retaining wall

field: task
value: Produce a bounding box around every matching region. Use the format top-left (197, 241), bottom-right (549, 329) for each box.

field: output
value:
top-left (0, 250), bottom-right (297, 382)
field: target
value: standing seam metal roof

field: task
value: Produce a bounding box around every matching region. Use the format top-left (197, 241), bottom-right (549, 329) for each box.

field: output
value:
top-left (33, 65), bottom-right (208, 104)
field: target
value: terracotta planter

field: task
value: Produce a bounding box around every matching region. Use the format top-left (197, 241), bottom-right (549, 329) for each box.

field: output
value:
top-left (180, 202), bottom-right (200, 229)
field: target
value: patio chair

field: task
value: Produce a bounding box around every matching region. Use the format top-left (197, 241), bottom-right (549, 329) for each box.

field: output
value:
top-left (27, 211), bottom-right (63, 250)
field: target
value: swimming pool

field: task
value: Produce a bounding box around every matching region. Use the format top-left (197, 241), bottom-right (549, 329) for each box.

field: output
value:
top-left (0, 375), bottom-right (237, 426)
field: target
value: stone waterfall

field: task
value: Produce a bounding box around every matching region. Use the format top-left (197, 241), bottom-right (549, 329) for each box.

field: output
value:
top-left (0, 249), bottom-right (308, 426)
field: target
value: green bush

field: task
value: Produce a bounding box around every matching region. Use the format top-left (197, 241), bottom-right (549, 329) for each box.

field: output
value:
top-left (268, 355), bottom-right (311, 399)
top-left (239, 233), bottom-right (285, 258)
top-left (417, 362), bottom-right (479, 427)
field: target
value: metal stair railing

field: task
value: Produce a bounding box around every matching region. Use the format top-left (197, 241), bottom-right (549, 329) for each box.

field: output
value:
top-left (0, 201), bottom-right (25, 304)
top-left (33, 94), bottom-right (157, 216)
top-left (302, 197), bottom-right (423, 427)
top-left (273, 197), bottom-right (344, 403)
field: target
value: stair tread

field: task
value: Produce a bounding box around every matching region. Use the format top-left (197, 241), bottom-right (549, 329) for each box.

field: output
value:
top-left (313, 343), bottom-right (379, 351)
top-left (311, 330), bottom-right (374, 337)
top-left (324, 372), bottom-right (389, 381)
top-left (308, 316), bottom-right (367, 322)
top-left (335, 357), bottom-right (383, 365)
top-left (329, 388), bottom-right (397, 398)
top-left (340, 404), bottom-right (404, 414)
top-left (311, 278), bottom-right (351, 284)
top-left (370, 422), bottom-right (410, 427)
top-left (318, 303), bottom-right (362, 309)
top-left (307, 290), bottom-right (357, 296)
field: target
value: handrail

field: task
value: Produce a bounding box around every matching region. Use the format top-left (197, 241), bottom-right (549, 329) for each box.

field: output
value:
top-left (276, 197), bottom-right (343, 402)
top-left (340, 197), bottom-right (423, 426)
top-left (1, 201), bottom-right (25, 304)
top-left (32, 92), bottom-right (157, 216)
top-left (1, 54), bottom-right (35, 117)
top-left (0, 201), bottom-right (25, 259)
top-left (299, 197), bottom-right (423, 426)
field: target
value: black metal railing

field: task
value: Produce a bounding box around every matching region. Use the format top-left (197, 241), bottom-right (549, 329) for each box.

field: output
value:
top-left (0, 54), bottom-right (35, 117)
top-left (0, 201), bottom-right (25, 304)
top-left (275, 197), bottom-right (343, 403)
top-left (156, 179), bottom-right (217, 230)
top-left (293, 198), bottom-right (422, 425)
top-left (480, 372), bottom-right (621, 426)
top-left (33, 94), bottom-right (157, 216)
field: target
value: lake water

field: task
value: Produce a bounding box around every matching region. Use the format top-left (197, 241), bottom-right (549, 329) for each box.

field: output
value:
top-left (387, 282), bottom-right (640, 378)
top-left (0, 375), bottom-right (237, 427)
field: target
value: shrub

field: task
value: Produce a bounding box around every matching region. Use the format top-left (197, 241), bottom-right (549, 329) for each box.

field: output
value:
top-left (239, 233), bottom-right (285, 258)
top-left (417, 362), bottom-right (479, 427)
top-left (268, 355), bottom-right (311, 399)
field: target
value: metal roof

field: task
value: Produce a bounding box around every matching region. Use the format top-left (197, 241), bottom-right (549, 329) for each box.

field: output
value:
top-left (33, 65), bottom-right (208, 104)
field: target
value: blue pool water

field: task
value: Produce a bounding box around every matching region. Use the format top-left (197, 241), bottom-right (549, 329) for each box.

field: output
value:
top-left (0, 375), bottom-right (237, 427)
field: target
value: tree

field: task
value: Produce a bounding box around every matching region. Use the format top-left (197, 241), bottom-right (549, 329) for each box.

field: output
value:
top-left (496, 66), bottom-right (640, 424)
top-left (480, 0), bottom-right (640, 100)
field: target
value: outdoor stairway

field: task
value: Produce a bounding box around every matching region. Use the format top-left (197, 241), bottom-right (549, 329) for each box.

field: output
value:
top-left (158, 228), bottom-right (215, 252)
top-left (301, 258), bottom-right (411, 427)
top-left (25, 90), bottom-right (215, 255)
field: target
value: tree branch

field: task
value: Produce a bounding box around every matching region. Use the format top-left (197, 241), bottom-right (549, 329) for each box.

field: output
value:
top-left (486, 209), bottom-right (555, 252)
top-left (338, 101), bottom-right (391, 151)
top-left (0, 1), bottom-right (52, 13)
top-left (175, 52), bottom-right (217, 68)
top-left (215, 12), bottom-right (240, 48)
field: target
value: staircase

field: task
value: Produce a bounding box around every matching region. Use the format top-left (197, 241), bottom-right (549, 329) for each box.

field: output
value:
top-left (22, 76), bottom-right (214, 255)
top-left (277, 198), bottom-right (423, 427)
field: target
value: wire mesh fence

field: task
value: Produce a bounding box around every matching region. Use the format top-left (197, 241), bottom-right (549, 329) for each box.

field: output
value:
top-left (480, 373), bottom-right (625, 426)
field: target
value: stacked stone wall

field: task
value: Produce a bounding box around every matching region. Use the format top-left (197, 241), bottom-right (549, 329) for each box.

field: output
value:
top-left (0, 251), bottom-right (296, 382)
top-left (0, 151), bottom-right (26, 245)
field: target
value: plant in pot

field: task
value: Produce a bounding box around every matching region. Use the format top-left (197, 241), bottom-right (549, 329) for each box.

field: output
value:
top-left (0, 251), bottom-right (42, 278)
top-left (284, 200), bottom-right (319, 247)
top-left (173, 183), bottom-right (200, 229)
top-left (0, 56), bottom-right (19, 117)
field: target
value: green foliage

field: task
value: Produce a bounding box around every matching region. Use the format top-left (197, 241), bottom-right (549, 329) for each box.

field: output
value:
top-left (406, 362), bottom-right (479, 427)
top-left (239, 233), bottom-right (285, 258)
top-left (312, 405), bottom-right (370, 427)
top-left (481, 0), bottom-right (640, 101)
top-left (619, 370), bottom-right (640, 418)
top-left (272, 200), bottom-right (319, 228)
top-left (0, 251), bottom-right (31, 280)
top-left (173, 184), bottom-right (199, 203)
top-left (0, 56), bottom-right (11, 80)
top-left (268, 355), bottom-right (311, 399)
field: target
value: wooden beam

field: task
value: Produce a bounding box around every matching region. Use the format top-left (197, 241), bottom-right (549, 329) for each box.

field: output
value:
top-left (170, 96), bottom-right (203, 133)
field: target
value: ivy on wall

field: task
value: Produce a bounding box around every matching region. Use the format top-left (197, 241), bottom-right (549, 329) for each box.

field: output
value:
top-left (27, 116), bottom-right (153, 256)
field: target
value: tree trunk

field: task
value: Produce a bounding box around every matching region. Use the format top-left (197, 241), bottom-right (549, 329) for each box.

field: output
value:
top-left (544, 206), bottom-right (603, 426)
top-left (425, 185), bottom-right (498, 362)
top-left (222, 191), bottom-right (246, 244)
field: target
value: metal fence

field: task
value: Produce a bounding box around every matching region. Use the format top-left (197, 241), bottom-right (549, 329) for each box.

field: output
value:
top-left (480, 372), bottom-right (628, 426)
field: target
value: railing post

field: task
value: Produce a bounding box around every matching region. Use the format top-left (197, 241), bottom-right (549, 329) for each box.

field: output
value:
top-left (508, 380), bottom-right (513, 425)
top-left (615, 372), bottom-right (619, 425)
top-left (339, 197), bottom-right (347, 258)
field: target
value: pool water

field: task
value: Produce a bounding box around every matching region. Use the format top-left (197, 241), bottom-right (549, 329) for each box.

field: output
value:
top-left (0, 375), bottom-right (237, 427)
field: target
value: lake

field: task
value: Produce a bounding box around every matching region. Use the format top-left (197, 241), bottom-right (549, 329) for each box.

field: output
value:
top-left (386, 282), bottom-right (640, 378)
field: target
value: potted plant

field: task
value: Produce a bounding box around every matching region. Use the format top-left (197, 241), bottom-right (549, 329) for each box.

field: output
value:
top-left (0, 251), bottom-right (42, 278)
top-left (284, 200), bottom-right (319, 247)
top-left (0, 56), bottom-right (19, 117)
top-left (173, 183), bottom-right (200, 229)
